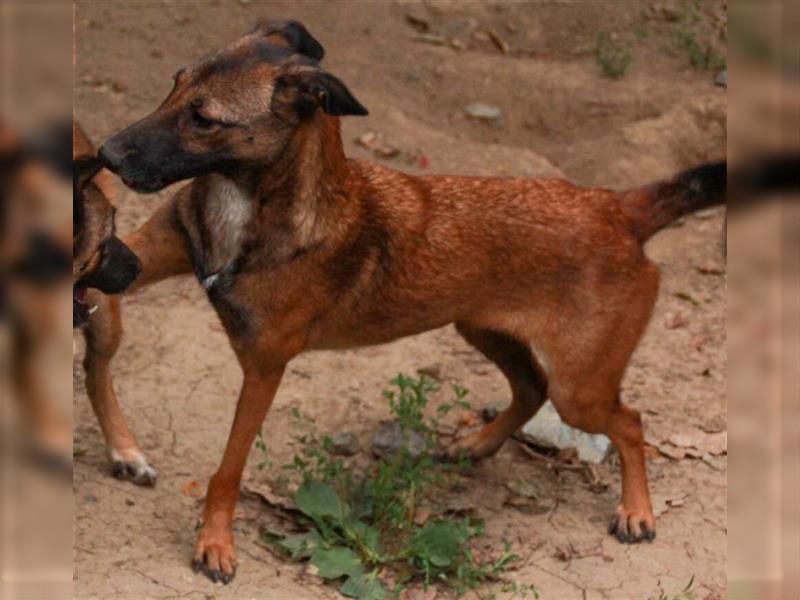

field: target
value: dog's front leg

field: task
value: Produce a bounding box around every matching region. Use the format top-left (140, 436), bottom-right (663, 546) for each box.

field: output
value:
top-left (192, 363), bottom-right (285, 584)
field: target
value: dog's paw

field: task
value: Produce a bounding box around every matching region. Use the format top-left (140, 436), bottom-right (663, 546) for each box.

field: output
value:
top-left (608, 504), bottom-right (656, 544)
top-left (443, 430), bottom-right (503, 462)
top-left (193, 526), bottom-right (236, 584)
top-left (110, 449), bottom-right (157, 487)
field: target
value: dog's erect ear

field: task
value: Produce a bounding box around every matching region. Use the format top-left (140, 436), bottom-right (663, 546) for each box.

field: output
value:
top-left (273, 65), bottom-right (368, 118)
top-left (252, 19), bottom-right (325, 61)
top-left (73, 156), bottom-right (105, 238)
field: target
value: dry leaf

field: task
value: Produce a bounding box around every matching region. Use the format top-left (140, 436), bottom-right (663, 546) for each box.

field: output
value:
top-left (241, 482), bottom-right (298, 511)
top-left (669, 428), bottom-right (727, 456)
top-left (355, 131), bottom-right (400, 159)
top-left (404, 13), bottom-right (430, 32)
top-left (486, 29), bottom-right (509, 54)
top-left (665, 311), bottom-right (689, 329)
top-left (657, 443), bottom-right (686, 460)
top-left (695, 262), bottom-right (725, 275)
top-left (413, 507), bottom-right (432, 525)
top-left (504, 494), bottom-right (533, 508)
top-left (457, 411), bottom-right (480, 428)
top-left (181, 480), bottom-right (204, 498)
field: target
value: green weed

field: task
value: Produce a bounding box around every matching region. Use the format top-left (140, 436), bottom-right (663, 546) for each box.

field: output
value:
top-left (257, 374), bottom-right (537, 599)
top-left (671, 1), bottom-right (726, 71)
top-left (595, 31), bottom-right (633, 79)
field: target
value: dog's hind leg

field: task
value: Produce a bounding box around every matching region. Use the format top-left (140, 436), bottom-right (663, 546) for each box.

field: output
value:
top-left (448, 323), bottom-right (548, 460)
top-left (83, 292), bottom-right (157, 486)
top-left (546, 262), bottom-right (661, 543)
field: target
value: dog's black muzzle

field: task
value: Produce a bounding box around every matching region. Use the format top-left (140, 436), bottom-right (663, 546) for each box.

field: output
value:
top-left (73, 236), bottom-right (141, 328)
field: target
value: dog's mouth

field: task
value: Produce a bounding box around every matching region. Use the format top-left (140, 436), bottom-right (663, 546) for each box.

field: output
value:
top-left (121, 174), bottom-right (167, 194)
top-left (72, 285), bottom-right (98, 328)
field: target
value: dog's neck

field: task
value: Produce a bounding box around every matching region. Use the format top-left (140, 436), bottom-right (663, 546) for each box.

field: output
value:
top-left (251, 114), bottom-right (350, 248)
top-left (200, 115), bottom-right (354, 285)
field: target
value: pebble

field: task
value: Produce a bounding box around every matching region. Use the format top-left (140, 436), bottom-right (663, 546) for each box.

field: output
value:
top-left (371, 421), bottom-right (426, 459)
top-left (465, 102), bottom-right (502, 121)
top-left (330, 432), bottom-right (360, 457)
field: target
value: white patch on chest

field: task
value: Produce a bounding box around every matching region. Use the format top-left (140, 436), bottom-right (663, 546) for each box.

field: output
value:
top-left (204, 175), bottom-right (253, 275)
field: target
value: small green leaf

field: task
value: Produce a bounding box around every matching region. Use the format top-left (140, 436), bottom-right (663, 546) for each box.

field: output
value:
top-left (310, 546), bottom-right (363, 580)
top-left (295, 480), bottom-right (345, 521)
top-left (340, 569), bottom-right (387, 600)
top-left (279, 530), bottom-right (323, 559)
top-left (413, 521), bottom-right (471, 567)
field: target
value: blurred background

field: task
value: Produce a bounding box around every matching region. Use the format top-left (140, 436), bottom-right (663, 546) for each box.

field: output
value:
top-left (1, 2), bottom-right (73, 600)
top-left (0, 1), bottom-right (797, 599)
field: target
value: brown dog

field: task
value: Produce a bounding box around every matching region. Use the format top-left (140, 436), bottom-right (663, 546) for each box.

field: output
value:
top-left (1, 119), bottom-right (73, 463)
top-left (96, 20), bottom-right (725, 583)
top-left (73, 123), bottom-right (156, 485)
top-left (0, 120), bottom-right (139, 464)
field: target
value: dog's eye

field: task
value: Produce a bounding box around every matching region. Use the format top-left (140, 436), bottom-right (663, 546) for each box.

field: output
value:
top-left (191, 108), bottom-right (218, 130)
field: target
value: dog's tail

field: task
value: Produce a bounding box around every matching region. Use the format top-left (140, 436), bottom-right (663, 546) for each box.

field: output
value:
top-left (619, 161), bottom-right (726, 242)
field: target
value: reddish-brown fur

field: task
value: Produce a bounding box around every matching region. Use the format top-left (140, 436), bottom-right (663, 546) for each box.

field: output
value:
top-left (93, 21), bottom-right (725, 583)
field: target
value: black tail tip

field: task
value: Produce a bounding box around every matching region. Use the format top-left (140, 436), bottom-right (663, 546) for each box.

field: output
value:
top-left (684, 160), bottom-right (727, 190)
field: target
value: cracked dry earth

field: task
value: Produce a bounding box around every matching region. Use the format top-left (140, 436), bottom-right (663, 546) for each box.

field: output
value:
top-left (74, 2), bottom-right (727, 598)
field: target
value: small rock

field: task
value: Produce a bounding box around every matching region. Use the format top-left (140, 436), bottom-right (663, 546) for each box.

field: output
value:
top-left (330, 432), bottom-right (360, 457)
top-left (664, 311), bottom-right (689, 329)
top-left (464, 102), bottom-right (502, 121)
top-left (520, 401), bottom-right (611, 463)
top-left (125, 499), bottom-right (135, 506)
top-left (505, 479), bottom-right (540, 499)
top-left (715, 69), bottom-right (727, 87)
top-left (404, 13), bottom-right (430, 33)
top-left (371, 421), bottom-right (426, 459)
top-left (416, 363), bottom-right (442, 380)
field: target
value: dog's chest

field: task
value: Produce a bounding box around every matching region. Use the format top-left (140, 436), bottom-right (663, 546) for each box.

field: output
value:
top-left (201, 176), bottom-right (253, 283)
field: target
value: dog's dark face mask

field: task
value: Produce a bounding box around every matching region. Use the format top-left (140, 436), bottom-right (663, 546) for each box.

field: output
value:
top-left (97, 19), bottom-right (367, 194)
top-left (73, 157), bottom-right (141, 327)
top-left (1, 125), bottom-right (73, 318)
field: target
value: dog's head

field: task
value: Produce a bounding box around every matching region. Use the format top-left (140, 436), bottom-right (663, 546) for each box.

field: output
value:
top-left (99, 19), bottom-right (368, 193)
top-left (1, 120), bottom-right (72, 318)
top-left (72, 153), bottom-right (141, 327)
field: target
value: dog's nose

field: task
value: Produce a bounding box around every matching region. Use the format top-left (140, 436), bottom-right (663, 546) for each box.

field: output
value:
top-left (97, 140), bottom-right (125, 173)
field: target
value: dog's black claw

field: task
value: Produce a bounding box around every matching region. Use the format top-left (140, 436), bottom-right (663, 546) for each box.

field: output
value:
top-left (111, 461), bottom-right (127, 479)
top-left (221, 571), bottom-right (234, 585)
top-left (609, 516), bottom-right (656, 544)
top-left (191, 559), bottom-right (203, 574)
top-left (210, 569), bottom-right (221, 583)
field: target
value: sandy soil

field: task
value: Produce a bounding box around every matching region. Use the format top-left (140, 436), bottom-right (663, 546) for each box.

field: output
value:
top-left (74, 2), bottom-right (727, 598)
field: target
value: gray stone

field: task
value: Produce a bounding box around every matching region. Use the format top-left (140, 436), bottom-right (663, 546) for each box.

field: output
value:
top-left (714, 69), bottom-right (727, 88)
top-left (464, 102), bottom-right (502, 121)
top-left (520, 401), bottom-right (611, 463)
top-left (329, 432), bottom-right (360, 457)
top-left (371, 421), bottom-right (426, 459)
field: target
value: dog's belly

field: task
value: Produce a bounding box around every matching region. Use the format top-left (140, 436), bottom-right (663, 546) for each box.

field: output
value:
top-left (307, 304), bottom-right (456, 350)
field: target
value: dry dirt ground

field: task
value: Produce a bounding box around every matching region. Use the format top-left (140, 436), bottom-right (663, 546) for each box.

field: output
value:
top-left (74, 2), bottom-right (727, 599)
